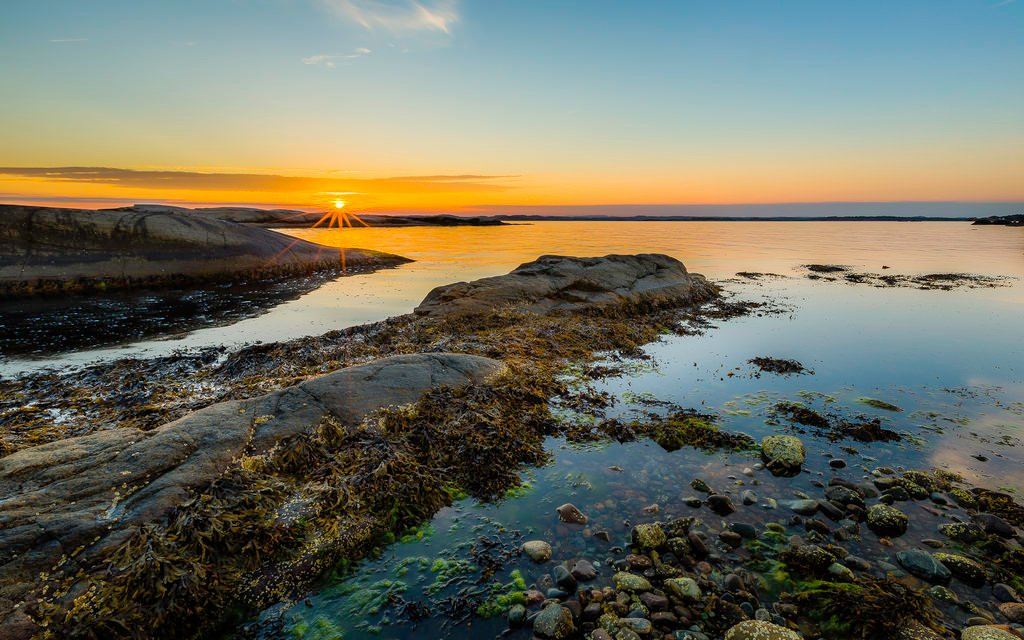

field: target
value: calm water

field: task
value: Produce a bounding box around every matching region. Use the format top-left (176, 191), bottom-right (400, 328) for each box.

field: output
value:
top-left (2, 221), bottom-right (1022, 637)
top-left (205, 221), bottom-right (1020, 640)
top-left (2, 221), bottom-right (1021, 375)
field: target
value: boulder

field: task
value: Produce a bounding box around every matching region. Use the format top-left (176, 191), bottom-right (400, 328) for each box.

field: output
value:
top-left (0, 353), bottom-right (501, 632)
top-left (960, 626), bottom-right (1022, 640)
top-left (867, 503), bottom-right (909, 537)
top-left (413, 253), bottom-right (717, 318)
top-left (0, 205), bottom-right (407, 295)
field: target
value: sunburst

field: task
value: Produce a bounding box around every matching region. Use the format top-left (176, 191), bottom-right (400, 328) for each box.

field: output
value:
top-left (312, 199), bottom-right (369, 228)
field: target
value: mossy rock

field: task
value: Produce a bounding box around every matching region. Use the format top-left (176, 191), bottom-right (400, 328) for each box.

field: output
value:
top-left (725, 620), bottom-right (802, 640)
top-left (632, 523), bottom-right (666, 550)
top-left (867, 503), bottom-right (909, 537)
top-left (761, 435), bottom-right (806, 476)
top-left (613, 571), bottom-right (652, 592)
top-left (933, 552), bottom-right (986, 586)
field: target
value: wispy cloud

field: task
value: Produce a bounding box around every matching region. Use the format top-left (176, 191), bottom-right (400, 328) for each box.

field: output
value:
top-left (322, 0), bottom-right (458, 34)
top-left (0, 166), bottom-right (515, 194)
top-left (48, 38), bottom-right (87, 43)
top-left (302, 47), bottom-right (372, 67)
top-left (992, 0), bottom-right (1016, 7)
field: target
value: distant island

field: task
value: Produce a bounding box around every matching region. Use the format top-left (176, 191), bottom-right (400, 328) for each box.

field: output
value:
top-left (972, 214), bottom-right (1024, 226)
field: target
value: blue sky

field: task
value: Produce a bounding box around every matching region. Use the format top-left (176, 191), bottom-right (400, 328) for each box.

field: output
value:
top-left (0, 1), bottom-right (1021, 212)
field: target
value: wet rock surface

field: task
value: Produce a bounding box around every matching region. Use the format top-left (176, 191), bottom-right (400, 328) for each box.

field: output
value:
top-left (0, 204), bottom-right (407, 295)
top-left (414, 253), bottom-right (718, 318)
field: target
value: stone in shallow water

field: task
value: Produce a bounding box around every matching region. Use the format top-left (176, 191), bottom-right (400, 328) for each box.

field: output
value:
top-left (866, 503), bottom-right (909, 537)
top-left (787, 499), bottom-right (819, 516)
top-left (707, 494), bottom-right (736, 516)
top-left (933, 552), bottom-right (986, 586)
top-left (895, 549), bottom-right (951, 583)
top-left (960, 626), bottom-right (1021, 640)
top-left (557, 503), bottom-right (588, 525)
top-left (633, 523), bottom-right (666, 550)
top-left (533, 603), bottom-right (576, 639)
top-left (571, 559), bottom-right (598, 582)
top-left (724, 620), bottom-right (802, 640)
top-left (998, 602), bottom-right (1024, 623)
top-left (664, 577), bottom-right (702, 601)
top-left (614, 571), bottom-right (653, 592)
top-left (760, 435), bottom-right (806, 476)
top-left (522, 540), bottom-right (553, 563)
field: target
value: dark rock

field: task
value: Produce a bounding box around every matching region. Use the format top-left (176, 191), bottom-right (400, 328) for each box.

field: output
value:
top-left (571, 559), bottom-right (598, 582)
top-left (867, 503), bottom-right (909, 537)
top-left (553, 565), bottom-right (578, 592)
top-left (557, 503), bottom-right (589, 525)
top-left (895, 549), bottom-right (951, 583)
top-left (533, 603), bottom-right (576, 639)
top-left (707, 495), bottom-right (736, 516)
top-left (974, 514), bottom-right (1015, 538)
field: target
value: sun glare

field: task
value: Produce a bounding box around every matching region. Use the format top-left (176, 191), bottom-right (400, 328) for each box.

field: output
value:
top-left (333, 199), bottom-right (345, 209)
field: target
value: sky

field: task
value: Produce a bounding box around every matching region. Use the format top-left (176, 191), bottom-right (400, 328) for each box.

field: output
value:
top-left (0, 0), bottom-right (1022, 214)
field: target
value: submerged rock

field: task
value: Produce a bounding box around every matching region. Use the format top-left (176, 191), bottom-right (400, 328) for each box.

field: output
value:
top-left (761, 435), bottom-right (806, 475)
top-left (414, 253), bottom-right (718, 318)
top-left (522, 540), bottom-right (553, 563)
top-left (557, 503), bottom-right (589, 525)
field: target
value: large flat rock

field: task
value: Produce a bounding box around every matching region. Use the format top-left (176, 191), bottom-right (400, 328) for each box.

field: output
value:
top-left (0, 205), bottom-right (407, 294)
top-left (0, 352), bottom-right (501, 630)
top-left (414, 253), bottom-right (717, 318)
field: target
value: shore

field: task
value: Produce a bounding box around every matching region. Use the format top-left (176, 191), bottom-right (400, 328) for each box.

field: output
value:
top-left (0, 251), bottom-right (1022, 640)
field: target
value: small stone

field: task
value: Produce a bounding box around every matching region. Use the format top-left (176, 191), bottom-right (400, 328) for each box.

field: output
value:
top-left (787, 499), bottom-right (819, 516)
top-left (618, 618), bottom-right (653, 635)
top-left (523, 540), bottom-right (553, 563)
top-left (829, 459), bottom-right (846, 469)
top-left (613, 571), bottom-right (652, 592)
top-left (895, 549), bottom-right (951, 584)
top-left (508, 603), bottom-right (527, 626)
top-left (665, 577), bottom-right (702, 601)
top-left (993, 583), bottom-right (1021, 603)
top-left (533, 603), bottom-right (576, 639)
top-left (724, 620), bottom-right (802, 640)
top-left (683, 496), bottom-right (703, 508)
top-left (867, 503), bottom-right (909, 537)
top-left (760, 435), bottom-right (806, 476)
top-left (933, 552), bottom-right (986, 586)
top-left (960, 626), bottom-right (1020, 640)
top-left (592, 630), bottom-right (614, 640)
top-left (554, 565), bottom-right (578, 592)
top-left (730, 522), bottom-right (757, 539)
top-left (639, 592), bottom-right (668, 611)
top-left (691, 478), bottom-right (712, 493)
top-left (741, 490), bottom-right (758, 505)
top-left (939, 521), bottom-right (984, 543)
top-left (827, 562), bottom-right (855, 582)
top-left (707, 494), bottom-right (736, 516)
top-left (557, 503), bottom-right (588, 525)
top-left (998, 602), bottom-right (1024, 623)
top-left (632, 523), bottom-right (667, 550)
top-left (974, 513), bottom-right (1015, 538)
top-left (572, 559), bottom-right (599, 582)
top-left (929, 492), bottom-right (948, 505)
top-left (719, 530), bottom-right (743, 548)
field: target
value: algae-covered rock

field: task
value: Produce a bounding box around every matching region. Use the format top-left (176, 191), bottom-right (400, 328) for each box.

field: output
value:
top-left (960, 626), bottom-right (1020, 640)
top-left (632, 523), bottom-right (667, 550)
top-left (761, 435), bottom-right (806, 476)
top-left (867, 503), bottom-right (909, 537)
top-left (933, 552), bottom-right (986, 586)
top-left (533, 603), bottom-right (576, 639)
top-left (664, 577), bottom-right (701, 601)
top-left (414, 253), bottom-right (718, 318)
top-left (0, 352), bottom-right (502, 638)
top-left (725, 620), bottom-right (802, 640)
top-left (613, 572), bottom-right (652, 592)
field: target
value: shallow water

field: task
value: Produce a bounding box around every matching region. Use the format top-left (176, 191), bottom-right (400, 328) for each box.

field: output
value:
top-left (2, 221), bottom-right (1020, 376)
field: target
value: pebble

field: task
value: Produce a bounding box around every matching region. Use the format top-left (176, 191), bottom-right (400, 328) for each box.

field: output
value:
top-left (523, 540), bottom-right (553, 563)
top-left (556, 503), bottom-right (588, 525)
top-left (707, 494), bottom-right (736, 516)
top-left (895, 549), bottom-right (951, 583)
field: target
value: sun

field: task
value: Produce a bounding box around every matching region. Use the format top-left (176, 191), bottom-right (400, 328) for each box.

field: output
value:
top-left (333, 199), bottom-right (346, 209)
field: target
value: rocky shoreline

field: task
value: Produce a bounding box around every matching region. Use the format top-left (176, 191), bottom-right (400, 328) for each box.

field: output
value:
top-left (2, 253), bottom-right (1023, 640)
top-left (0, 205), bottom-right (408, 296)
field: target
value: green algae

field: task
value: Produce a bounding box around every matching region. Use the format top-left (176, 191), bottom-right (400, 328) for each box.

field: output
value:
top-left (857, 397), bottom-right (903, 412)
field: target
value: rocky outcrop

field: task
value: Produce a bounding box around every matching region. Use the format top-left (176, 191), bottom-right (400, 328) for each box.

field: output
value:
top-left (112, 205), bottom-right (506, 228)
top-left (0, 205), bottom-right (408, 295)
top-left (414, 253), bottom-right (717, 318)
top-left (0, 352), bottom-right (501, 633)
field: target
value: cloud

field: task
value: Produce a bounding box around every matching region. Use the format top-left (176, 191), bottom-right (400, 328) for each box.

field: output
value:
top-left (322, 0), bottom-right (458, 34)
top-left (993, 0), bottom-right (1016, 6)
top-left (0, 166), bottom-right (515, 195)
top-left (302, 47), bottom-right (372, 67)
top-left (48, 38), bottom-right (87, 43)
